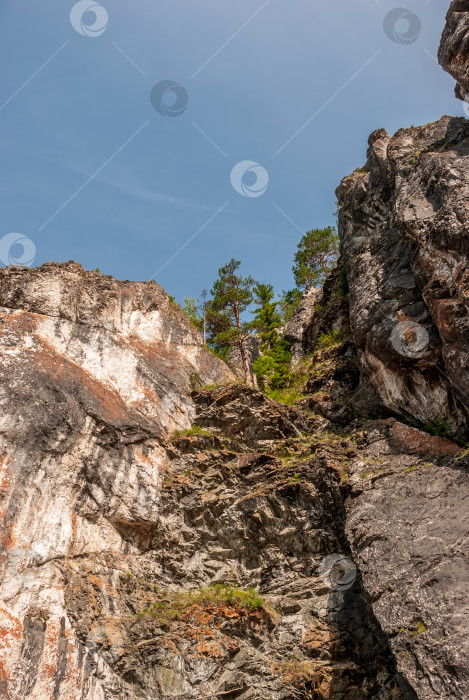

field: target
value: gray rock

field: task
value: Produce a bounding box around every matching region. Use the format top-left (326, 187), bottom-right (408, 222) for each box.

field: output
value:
top-left (438, 0), bottom-right (469, 100)
top-left (344, 418), bottom-right (469, 699)
top-left (284, 287), bottom-right (322, 365)
top-left (336, 116), bottom-right (469, 438)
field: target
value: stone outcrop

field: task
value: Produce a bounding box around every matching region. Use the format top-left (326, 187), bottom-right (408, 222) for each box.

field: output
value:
top-left (344, 419), bottom-right (469, 699)
top-left (0, 262), bottom-right (233, 699)
top-left (1, 264), bottom-right (466, 698)
top-left (439, 1), bottom-right (469, 100)
top-left (336, 116), bottom-right (469, 439)
top-left (62, 384), bottom-right (406, 699)
top-left (284, 286), bottom-right (322, 365)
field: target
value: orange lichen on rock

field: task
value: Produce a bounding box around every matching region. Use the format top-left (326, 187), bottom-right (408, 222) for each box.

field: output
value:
top-left (387, 420), bottom-right (461, 458)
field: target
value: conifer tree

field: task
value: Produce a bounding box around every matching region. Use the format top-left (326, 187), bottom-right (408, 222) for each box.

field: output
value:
top-left (250, 284), bottom-right (282, 348)
top-left (251, 283), bottom-right (292, 392)
top-left (293, 227), bottom-right (339, 290)
top-left (206, 259), bottom-right (257, 386)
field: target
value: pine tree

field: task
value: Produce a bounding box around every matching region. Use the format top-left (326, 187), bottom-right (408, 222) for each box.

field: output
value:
top-left (250, 283), bottom-right (282, 348)
top-left (251, 283), bottom-right (292, 392)
top-left (292, 227), bottom-right (339, 290)
top-left (206, 259), bottom-right (257, 386)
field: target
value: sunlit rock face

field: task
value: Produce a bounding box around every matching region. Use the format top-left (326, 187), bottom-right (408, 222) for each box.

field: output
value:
top-left (439, 0), bottom-right (469, 100)
top-left (0, 262), bottom-right (233, 699)
top-left (336, 116), bottom-right (469, 439)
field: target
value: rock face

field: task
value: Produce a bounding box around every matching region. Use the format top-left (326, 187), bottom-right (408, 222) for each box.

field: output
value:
top-left (439, 1), bottom-right (469, 100)
top-left (0, 262), bottom-right (233, 699)
top-left (284, 286), bottom-right (322, 365)
top-left (63, 385), bottom-right (406, 699)
top-left (336, 116), bottom-right (469, 439)
top-left (0, 263), bottom-right (411, 699)
top-left (344, 419), bottom-right (469, 699)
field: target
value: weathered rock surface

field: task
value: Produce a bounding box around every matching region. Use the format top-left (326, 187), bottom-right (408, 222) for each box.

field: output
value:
top-left (0, 263), bottom-right (409, 699)
top-left (284, 287), bottom-right (322, 365)
top-left (439, 1), bottom-right (469, 100)
top-left (61, 385), bottom-right (406, 699)
top-left (0, 262), bottom-right (233, 699)
top-left (336, 116), bottom-right (469, 439)
top-left (344, 419), bottom-right (469, 699)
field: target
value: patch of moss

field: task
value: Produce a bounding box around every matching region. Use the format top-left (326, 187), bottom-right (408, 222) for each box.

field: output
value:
top-left (423, 420), bottom-right (450, 438)
top-left (267, 387), bottom-right (306, 405)
top-left (139, 584), bottom-right (268, 625)
top-left (404, 464), bottom-right (420, 474)
top-left (316, 329), bottom-right (347, 350)
top-left (171, 425), bottom-right (211, 439)
top-left (399, 620), bottom-right (428, 636)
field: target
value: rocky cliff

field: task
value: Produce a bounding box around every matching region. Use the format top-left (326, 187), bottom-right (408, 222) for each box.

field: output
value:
top-left (1, 261), bottom-right (467, 699)
top-left (337, 115), bottom-right (469, 439)
top-left (0, 263), bottom-right (234, 699)
top-left (1, 3), bottom-right (468, 699)
top-left (439, 0), bottom-right (469, 100)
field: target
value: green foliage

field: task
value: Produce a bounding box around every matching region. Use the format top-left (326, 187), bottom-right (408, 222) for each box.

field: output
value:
top-left (423, 420), bottom-right (450, 437)
top-left (182, 297), bottom-right (203, 331)
top-left (206, 259), bottom-right (256, 357)
top-left (292, 226), bottom-right (339, 291)
top-left (250, 282), bottom-right (293, 392)
top-left (203, 342), bottom-right (229, 362)
top-left (316, 329), bottom-right (346, 350)
top-left (250, 283), bottom-right (282, 347)
top-left (139, 584), bottom-right (266, 625)
top-left (167, 295), bottom-right (181, 311)
top-left (171, 425), bottom-right (211, 440)
top-left (278, 288), bottom-right (302, 323)
top-left (253, 340), bottom-right (292, 392)
top-left (267, 386), bottom-right (305, 406)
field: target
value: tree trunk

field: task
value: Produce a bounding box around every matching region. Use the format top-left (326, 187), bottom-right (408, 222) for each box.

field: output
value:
top-left (239, 337), bottom-right (254, 387)
top-left (234, 301), bottom-right (253, 387)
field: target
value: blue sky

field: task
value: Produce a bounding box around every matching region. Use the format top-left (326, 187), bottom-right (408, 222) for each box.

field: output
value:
top-left (0, 0), bottom-right (463, 302)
